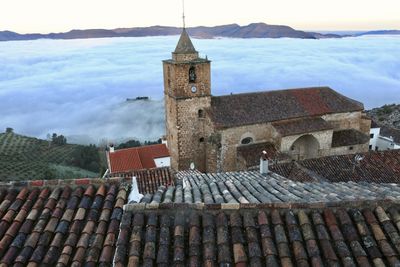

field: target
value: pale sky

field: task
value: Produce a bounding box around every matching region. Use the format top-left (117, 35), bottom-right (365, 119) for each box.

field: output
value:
top-left (1, 0), bottom-right (399, 34)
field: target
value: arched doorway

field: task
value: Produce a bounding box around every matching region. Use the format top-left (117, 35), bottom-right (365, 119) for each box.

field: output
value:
top-left (291, 134), bottom-right (320, 160)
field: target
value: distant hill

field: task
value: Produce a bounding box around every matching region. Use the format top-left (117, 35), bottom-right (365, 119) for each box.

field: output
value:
top-left (0, 23), bottom-right (343, 41)
top-left (367, 104), bottom-right (400, 129)
top-left (357, 30), bottom-right (400, 36)
top-left (0, 131), bottom-right (101, 181)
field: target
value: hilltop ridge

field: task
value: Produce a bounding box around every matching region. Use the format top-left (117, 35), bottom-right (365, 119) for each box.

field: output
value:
top-left (0, 22), bottom-right (341, 41)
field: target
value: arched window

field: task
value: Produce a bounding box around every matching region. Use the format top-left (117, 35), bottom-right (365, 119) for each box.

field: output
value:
top-left (241, 137), bottom-right (253, 145)
top-left (198, 109), bottom-right (205, 118)
top-left (189, 66), bottom-right (196, 83)
top-left (199, 137), bottom-right (205, 143)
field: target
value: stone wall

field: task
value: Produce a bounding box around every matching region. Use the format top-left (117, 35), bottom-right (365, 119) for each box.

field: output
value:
top-left (322, 112), bottom-right (364, 131)
top-left (217, 123), bottom-right (280, 172)
top-left (324, 143), bottom-right (369, 157)
top-left (163, 61), bottom-right (211, 99)
top-left (163, 54), bottom-right (212, 172)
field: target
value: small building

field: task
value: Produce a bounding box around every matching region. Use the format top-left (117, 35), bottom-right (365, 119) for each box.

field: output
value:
top-left (106, 144), bottom-right (170, 174)
top-left (369, 120), bottom-right (381, 150)
top-left (369, 120), bottom-right (400, 151)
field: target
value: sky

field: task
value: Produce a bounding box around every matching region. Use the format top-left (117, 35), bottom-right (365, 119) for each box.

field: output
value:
top-left (0, 35), bottom-right (399, 144)
top-left (1, 0), bottom-right (400, 33)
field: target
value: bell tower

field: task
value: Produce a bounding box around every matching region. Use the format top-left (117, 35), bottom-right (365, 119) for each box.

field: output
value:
top-left (163, 28), bottom-right (212, 171)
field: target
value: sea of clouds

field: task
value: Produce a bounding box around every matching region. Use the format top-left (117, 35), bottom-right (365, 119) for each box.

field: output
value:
top-left (0, 35), bottom-right (399, 144)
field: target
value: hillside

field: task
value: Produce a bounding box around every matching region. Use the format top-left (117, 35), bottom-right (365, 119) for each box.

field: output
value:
top-left (0, 131), bottom-right (100, 181)
top-left (0, 23), bottom-right (341, 41)
top-left (367, 104), bottom-right (400, 129)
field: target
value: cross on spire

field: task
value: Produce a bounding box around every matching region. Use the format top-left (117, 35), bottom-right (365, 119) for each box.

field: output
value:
top-left (182, 0), bottom-right (186, 28)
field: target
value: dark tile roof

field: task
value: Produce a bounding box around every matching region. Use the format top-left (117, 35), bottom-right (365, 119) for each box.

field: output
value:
top-left (272, 117), bottom-right (333, 137)
top-left (140, 170), bottom-right (400, 204)
top-left (174, 28), bottom-right (197, 54)
top-left (272, 150), bottom-right (400, 183)
top-left (237, 142), bottom-right (291, 168)
top-left (380, 126), bottom-right (400, 144)
top-left (108, 167), bottom-right (174, 194)
top-left (332, 129), bottom-right (370, 147)
top-left (108, 144), bottom-right (170, 173)
top-left (269, 162), bottom-right (318, 183)
top-left (115, 203), bottom-right (400, 267)
top-left (0, 181), bottom-right (128, 266)
top-left (211, 87), bottom-right (364, 129)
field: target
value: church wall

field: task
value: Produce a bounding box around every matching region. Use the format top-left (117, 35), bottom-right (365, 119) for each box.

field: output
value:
top-left (280, 130), bottom-right (334, 160)
top-left (322, 112), bottom-right (364, 131)
top-left (321, 144), bottom-right (369, 157)
top-left (163, 62), bottom-right (211, 99)
top-left (217, 123), bottom-right (280, 171)
top-left (174, 97), bottom-right (213, 171)
top-left (360, 115), bottom-right (372, 134)
top-left (164, 96), bottom-right (179, 170)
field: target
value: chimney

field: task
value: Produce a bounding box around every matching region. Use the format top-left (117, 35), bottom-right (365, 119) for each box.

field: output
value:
top-left (128, 176), bottom-right (143, 203)
top-left (109, 144), bottom-right (115, 153)
top-left (161, 136), bottom-right (168, 146)
top-left (260, 150), bottom-right (269, 175)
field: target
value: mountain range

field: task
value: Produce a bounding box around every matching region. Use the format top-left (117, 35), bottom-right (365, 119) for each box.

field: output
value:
top-left (0, 23), bottom-right (399, 42)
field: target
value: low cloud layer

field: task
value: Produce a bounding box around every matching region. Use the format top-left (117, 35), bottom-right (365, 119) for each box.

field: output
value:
top-left (0, 35), bottom-right (399, 144)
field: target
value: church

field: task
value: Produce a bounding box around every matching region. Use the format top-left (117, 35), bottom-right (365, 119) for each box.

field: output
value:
top-left (163, 28), bottom-right (371, 172)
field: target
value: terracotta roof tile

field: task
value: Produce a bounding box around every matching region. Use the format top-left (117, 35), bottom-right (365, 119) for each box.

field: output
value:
top-left (0, 180), bottom-right (128, 266)
top-left (110, 167), bottom-right (174, 195)
top-left (108, 144), bottom-right (169, 173)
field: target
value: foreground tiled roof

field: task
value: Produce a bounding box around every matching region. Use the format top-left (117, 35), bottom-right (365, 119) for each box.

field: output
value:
top-left (271, 150), bottom-right (400, 183)
top-left (139, 171), bottom-right (400, 204)
top-left (108, 167), bottom-right (174, 194)
top-left (211, 87), bottom-right (363, 128)
top-left (332, 129), bottom-right (370, 147)
top-left (108, 144), bottom-right (169, 173)
top-left (115, 202), bottom-right (400, 267)
top-left (0, 178), bottom-right (128, 266)
top-left (272, 117), bottom-right (333, 137)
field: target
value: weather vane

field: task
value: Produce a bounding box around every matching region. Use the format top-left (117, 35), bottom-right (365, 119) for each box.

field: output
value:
top-left (182, 0), bottom-right (186, 28)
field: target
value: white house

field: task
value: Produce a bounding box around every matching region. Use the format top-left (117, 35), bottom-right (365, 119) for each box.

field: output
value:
top-left (370, 121), bottom-right (400, 151)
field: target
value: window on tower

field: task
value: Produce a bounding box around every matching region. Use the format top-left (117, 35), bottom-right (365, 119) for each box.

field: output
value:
top-left (189, 66), bottom-right (196, 83)
top-left (198, 109), bottom-right (205, 118)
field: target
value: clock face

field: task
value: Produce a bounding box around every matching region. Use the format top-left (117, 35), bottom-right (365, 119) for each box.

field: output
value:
top-left (191, 86), bottom-right (197, 93)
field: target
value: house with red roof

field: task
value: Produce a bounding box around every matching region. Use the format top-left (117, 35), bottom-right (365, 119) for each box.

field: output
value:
top-left (106, 144), bottom-right (170, 174)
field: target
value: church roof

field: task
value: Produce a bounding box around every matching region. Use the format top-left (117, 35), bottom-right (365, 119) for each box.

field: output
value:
top-left (174, 28), bottom-right (197, 54)
top-left (272, 117), bottom-right (333, 137)
top-left (211, 87), bottom-right (364, 129)
top-left (331, 129), bottom-right (370, 147)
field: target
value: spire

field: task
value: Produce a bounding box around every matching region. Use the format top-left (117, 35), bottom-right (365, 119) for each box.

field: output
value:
top-left (174, 28), bottom-right (197, 54)
top-left (182, 0), bottom-right (186, 29)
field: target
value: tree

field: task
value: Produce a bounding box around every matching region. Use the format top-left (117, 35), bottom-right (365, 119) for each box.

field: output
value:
top-left (5, 127), bottom-right (13, 134)
top-left (51, 133), bottom-right (67, 146)
top-left (117, 138), bottom-right (162, 149)
top-left (70, 144), bottom-right (101, 172)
